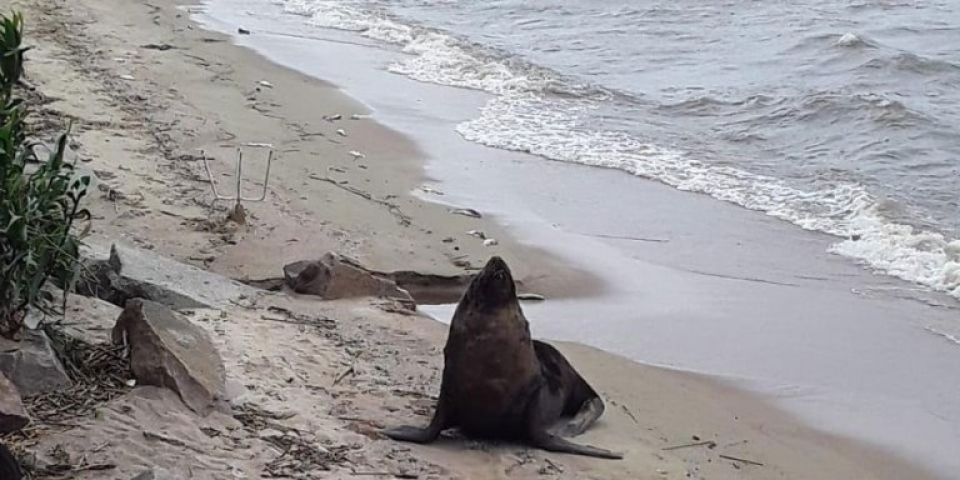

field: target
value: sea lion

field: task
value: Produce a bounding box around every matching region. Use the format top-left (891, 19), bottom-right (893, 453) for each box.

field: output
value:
top-left (384, 256), bottom-right (622, 459)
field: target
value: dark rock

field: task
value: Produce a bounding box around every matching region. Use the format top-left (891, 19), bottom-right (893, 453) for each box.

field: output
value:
top-left (112, 299), bottom-right (225, 413)
top-left (0, 329), bottom-right (71, 396)
top-left (237, 27), bottom-right (251, 35)
top-left (0, 441), bottom-right (23, 479)
top-left (283, 253), bottom-right (415, 306)
top-left (0, 373), bottom-right (29, 434)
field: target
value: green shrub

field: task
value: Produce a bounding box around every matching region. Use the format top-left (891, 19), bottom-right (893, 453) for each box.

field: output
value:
top-left (0, 12), bottom-right (90, 338)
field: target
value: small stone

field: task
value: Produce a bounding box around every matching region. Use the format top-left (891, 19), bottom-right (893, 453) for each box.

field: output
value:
top-left (0, 373), bottom-right (29, 434)
top-left (0, 329), bottom-right (71, 396)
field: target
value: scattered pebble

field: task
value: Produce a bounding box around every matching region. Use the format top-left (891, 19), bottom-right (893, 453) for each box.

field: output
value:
top-left (442, 237), bottom-right (455, 243)
top-left (119, 74), bottom-right (135, 81)
top-left (336, 129), bottom-right (347, 137)
top-left (258, 80), bottom-right (274, 88)
top-left (483, 238), bottom-right (498, 247)
top-left (466, 230), bottom-right (486, 239)
top-left (349, 150), bottom-right (365, 159)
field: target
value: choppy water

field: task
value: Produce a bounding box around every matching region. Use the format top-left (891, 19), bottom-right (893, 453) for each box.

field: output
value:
top-left (277, 0), bottom-right (960, 300)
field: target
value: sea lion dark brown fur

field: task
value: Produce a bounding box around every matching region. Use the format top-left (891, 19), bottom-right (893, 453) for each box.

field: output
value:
top-left (384, 256), bottom-right (622, 459)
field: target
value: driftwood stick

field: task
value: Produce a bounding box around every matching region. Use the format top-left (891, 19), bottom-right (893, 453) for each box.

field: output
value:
top-left (662, 440), bottom-right (717, 451)
top-left (719, 454), bottom-right (764, 466)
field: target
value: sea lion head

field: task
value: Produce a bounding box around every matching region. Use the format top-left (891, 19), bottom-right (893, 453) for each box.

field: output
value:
top-left (460, 256), bottom-right (518, 314)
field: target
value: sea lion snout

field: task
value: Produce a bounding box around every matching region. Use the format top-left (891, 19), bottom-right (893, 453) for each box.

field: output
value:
top-left (464, 256), bottom-right (517, 309)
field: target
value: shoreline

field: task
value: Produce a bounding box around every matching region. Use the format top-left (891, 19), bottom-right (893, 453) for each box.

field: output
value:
top-left (6, 0), bottom-right (949, 478)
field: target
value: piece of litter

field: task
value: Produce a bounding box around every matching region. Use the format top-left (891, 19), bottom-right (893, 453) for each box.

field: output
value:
top-left (451, 208), bottom-right (481, 218)
top-left (349, 150), bottom-right (365, 159)
top-left (420, 186), bottom-right (444, 195)
top-left (467, 230), bottom-right (486, 239)
top-left (323, 114), bottom-right (342, 121)
top-left (336, 129), bottom-right (347, 137)
top-left (244, 142), bottom-right (273, 148)
top-left (350, 114), bottom-right (368, 120)
top-left (126, 379), bottom-right (137, 387)
top-left (119, 74), bottom-right (135, 81)
top-left (483, 238), bottom-right (499, 247)
top-left (258, 80), bottom-right (274, 88)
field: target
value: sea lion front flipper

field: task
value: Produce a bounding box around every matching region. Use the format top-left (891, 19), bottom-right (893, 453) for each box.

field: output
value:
top-left (383, 397), bottom-right (450, 443)
top-left (383, 367), bottom-right (454, 444)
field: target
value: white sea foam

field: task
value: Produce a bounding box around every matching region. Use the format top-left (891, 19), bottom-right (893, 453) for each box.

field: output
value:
top-left (277, 0), bottom-right (960, 302)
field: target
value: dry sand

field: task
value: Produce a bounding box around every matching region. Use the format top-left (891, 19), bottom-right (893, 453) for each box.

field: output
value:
top-left (0, 0), bottom-right (942, 478)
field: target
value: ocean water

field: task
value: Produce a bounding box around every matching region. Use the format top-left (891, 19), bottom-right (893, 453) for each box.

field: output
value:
top-left (273, 0), bottom-right (960, 301)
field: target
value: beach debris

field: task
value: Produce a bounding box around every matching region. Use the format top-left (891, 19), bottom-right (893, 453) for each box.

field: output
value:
top-left (244, 142), bottom-right (273, 148)
top-left (442, 237), bottom-right (455, 243)
top-left (517, 293), bottom-right (545, 302)
top-left (349, 114), bottom-right (368, 120)
top-left (466, 230), bottom-right (486, 239)
top-left (336, 128), bottom-right (347, 137)
top-left (718, 454), bottom-right (764, 467)
top-left (0, 329), bottom-right (71, 397)
top-left (141, 43), bottom-right (174, 51)
top-left (483, 238), bottom-right (499, 247)
top-left (200, 147), bottom-right (274, 220)
top-left (0, 373), bottom-right (29, 434)
top-left (323, 114), bottom-right (342, 121)
top-left (419, 186), bottom-right (444, 196)
top-left (451, 208), bottom-right (481, 218)
top-left (348, 150), bottom-right (365, 160)
top-left (283, 253), bottom-right (415, 307)
top-left (238, 27), bottom-right (251, 35)
top-left (119, 74), bottom-right (135, 81)
top-left (662, 440), bottom-right (717, 451)
top-left (257, 80), bottom-right (274, 88)
top-left (112, 299), bottom-right (226, 413)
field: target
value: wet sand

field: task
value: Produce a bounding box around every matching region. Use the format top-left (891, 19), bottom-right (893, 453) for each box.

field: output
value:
top-left (5, 0), bottom-right (951, 477)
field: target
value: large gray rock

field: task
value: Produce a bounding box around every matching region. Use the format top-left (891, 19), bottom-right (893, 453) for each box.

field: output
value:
top-left (0, 373), bottom-right (29, 434)
top-left (283, 253), bottom-right (414, 306)
top-left (112, 299), bottom-right (225, 413)
top-left (0, 329), bottom-right (71, 396)
top-left (77, 242), bottom-right (259, 310)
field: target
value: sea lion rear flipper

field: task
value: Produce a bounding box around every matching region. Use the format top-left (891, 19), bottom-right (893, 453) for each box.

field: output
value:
top-left (553, 396), bottom-right (605, 437)
top-left (527, 383), bottom-right (622, 460)
top-left (530, 431), bottom-right (624, 460)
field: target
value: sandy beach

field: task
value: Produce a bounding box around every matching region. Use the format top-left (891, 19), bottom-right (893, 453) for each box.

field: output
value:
top-left (0, 0), bottom-right (951, 478)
